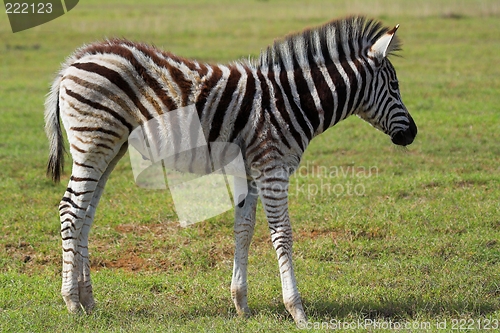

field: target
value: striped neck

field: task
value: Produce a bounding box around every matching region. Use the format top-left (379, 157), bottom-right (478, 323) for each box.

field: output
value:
top-left (255, 17), bottom-right (392, 143)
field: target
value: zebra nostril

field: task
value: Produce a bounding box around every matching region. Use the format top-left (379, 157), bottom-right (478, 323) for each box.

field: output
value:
top-left (391, 131), bottom-right (406, 146)
top-left (391, 126), bottom-right (416, 146)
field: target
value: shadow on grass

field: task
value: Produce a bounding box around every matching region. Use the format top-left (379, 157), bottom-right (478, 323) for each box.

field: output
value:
top-left (300, 297), bottom-right (499, 320)
top-left (93, 295), bottom-right (499, 324)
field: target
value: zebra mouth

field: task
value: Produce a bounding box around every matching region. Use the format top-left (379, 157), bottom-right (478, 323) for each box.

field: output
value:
top-left (391, 115), bottom-right (417, 146)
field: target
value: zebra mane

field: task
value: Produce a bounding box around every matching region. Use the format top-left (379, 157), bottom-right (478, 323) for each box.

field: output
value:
top-left (256, 16), bottom-right (401, 69)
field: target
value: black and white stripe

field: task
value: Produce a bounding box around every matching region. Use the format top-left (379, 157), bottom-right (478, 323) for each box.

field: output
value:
top-left (45, 16), bottom-right (416, 323)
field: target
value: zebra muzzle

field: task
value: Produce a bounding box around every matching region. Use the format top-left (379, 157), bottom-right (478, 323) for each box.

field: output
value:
top-left (391, 115), bottom-right (417, 146)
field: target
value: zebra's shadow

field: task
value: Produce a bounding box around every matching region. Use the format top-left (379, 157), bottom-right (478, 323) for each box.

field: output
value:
top-left (83, 285), bottom-right (498, 324)
top-left (114, 297), bottom-right (498, 321)
top-left (295, 297), bottom-right (498, 321)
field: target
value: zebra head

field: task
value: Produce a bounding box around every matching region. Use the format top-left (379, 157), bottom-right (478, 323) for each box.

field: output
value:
top-left (360, 24), bottom-right (417, 146)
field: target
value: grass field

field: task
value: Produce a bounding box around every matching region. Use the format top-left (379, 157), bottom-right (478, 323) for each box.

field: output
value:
top-left (1, 0), bottom-right (500, 331)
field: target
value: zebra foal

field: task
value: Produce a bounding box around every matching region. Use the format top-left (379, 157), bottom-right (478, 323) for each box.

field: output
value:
top-left (45, 16), bottom-right (417, 324)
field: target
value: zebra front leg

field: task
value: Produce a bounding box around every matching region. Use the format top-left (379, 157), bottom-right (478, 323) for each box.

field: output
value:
top-left (231, 179), bottom-right (258, 317)
top-left (258, 172), bottom-right (307, 324)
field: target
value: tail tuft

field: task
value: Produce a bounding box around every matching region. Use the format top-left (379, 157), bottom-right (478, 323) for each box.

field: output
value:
top-left (45, 77), bottom-right (65, 183)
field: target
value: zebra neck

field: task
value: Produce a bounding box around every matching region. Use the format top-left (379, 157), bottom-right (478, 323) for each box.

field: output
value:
top-left (256, 58), bottom-right (364, 149)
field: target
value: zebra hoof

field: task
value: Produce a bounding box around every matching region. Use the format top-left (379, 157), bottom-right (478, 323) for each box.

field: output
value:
top-left (82, 300), bottom-right (96, 315)
top-left (285, 299), bottom-right (307, 326)
top-left (66, 302), bottom-right (83, 314)
top-left (79, 294), bottom-right (95, 314)
top-left (236, 307), bottom-right (251, 319)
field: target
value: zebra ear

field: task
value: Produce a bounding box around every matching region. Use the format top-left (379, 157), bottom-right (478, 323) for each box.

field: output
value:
top-left (369, 24), bottom-right (399, 61)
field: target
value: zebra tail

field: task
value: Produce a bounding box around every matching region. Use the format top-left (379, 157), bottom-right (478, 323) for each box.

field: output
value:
top-left (44, 76), bottom-right (65, 183)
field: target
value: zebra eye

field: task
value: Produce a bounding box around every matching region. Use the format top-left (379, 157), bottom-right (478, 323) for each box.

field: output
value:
top-left (390, 81), bottom-right (399, 91)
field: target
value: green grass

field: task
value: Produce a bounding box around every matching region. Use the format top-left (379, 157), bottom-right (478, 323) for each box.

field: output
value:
top-left (1, 0), bottom-right (500, 332)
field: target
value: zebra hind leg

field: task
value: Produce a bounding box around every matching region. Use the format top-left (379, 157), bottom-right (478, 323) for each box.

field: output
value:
top-left (76, 143), bottom-right (128, 313)
top-left (60, 143), bottom-right (127, 313)
top-left (231, 179), bottom-right (258, 317)
top-left (60, 166), bottom-right (101, 313)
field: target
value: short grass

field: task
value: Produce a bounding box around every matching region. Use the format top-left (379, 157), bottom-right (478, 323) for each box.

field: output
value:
top-left (1, 0), bottom-right (500, 332)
